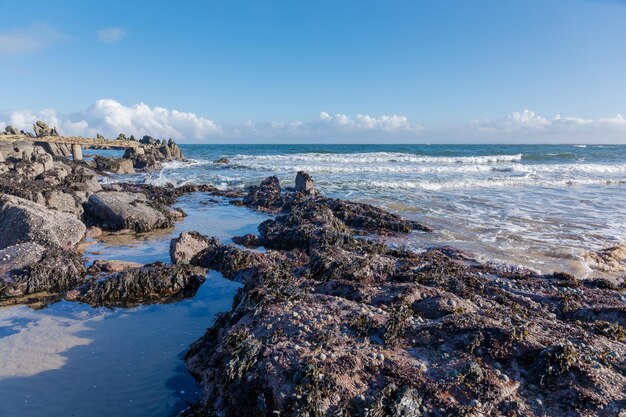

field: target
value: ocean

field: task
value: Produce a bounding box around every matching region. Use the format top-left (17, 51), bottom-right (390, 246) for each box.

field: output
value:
top-left (147, 143), bottom-right (626, 279)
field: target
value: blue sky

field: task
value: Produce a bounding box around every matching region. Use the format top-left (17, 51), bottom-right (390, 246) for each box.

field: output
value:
top-left (1, 0), bottom-right (626, 143)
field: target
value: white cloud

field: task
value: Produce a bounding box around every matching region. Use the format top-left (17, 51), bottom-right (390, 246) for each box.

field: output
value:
top-left (2, 99), bottom-right (222, 141)
top-left (318, 112), bottom-right (421, 132)
top-left (97, 27), bottom-right (126, 43)
top-left (3, 103), bottom-right (626, 143)
top-left (460, 109), bottom-right (626, 143)
top-left (0, 25), bottom-right (62, 56)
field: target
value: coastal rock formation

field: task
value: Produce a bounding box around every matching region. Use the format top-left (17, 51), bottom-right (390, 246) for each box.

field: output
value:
top-left (93, 155), bottom-right (135, 174)
top-left (4, 125), bottom-right (20, 135)
top-left (170, 231), bottom-right (211, 264)
top-left (79, 263), bottom-right (206, 307)
top-left (1, 247), bottom-right (86, 300)
top-left (0, 195), bottom-right (86, 250)
top-left (182, 174), bottom-right (626, 417)
top-left (33, 121), bottom-right (59, 137)
top-left (122, 139), bottom-right (184, 171)
top-left (85, 191), bottom-right (175, 232)
top-left (213, 157), bottom-right (230, 164)
top-left (295, 170), bottom-right (317, 195)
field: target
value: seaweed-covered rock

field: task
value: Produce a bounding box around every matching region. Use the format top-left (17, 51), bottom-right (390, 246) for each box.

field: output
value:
top-left (0, 194), bottom-right (86, 250)
top-left (85, 191), bottom-right (174, 232)
top-left (79, 263), bottom-right (206, 307)
top-left (1, 248), bottom-right (86, 300)
top-left (183, 177), bottom-right (626, 417)
top-left (89, 259), bottom-right (144, 273)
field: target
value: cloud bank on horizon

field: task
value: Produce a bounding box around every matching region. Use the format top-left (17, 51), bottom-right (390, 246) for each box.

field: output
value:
top-left (1, 100), bottom-right (625, 144)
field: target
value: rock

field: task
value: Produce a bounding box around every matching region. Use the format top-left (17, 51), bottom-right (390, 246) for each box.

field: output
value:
top-left (33, 121), bottom-right (55, 137)
top-left (35, 141), bottom-right (72, 157)
top-left (140, 135), bottom-right (160, 146)
top-left (1, 248), bottom-right (86, 300)
top-left (242, 176), bottom-right (283, 209)
top-left (0, 195), bottom-right (86, 250)
top-left (213, 157), bottom-right (230, 164)
top-left (79, 263), bottom-right (206, 307)
top-left (44, 189), bottom-right (83, 216)
top-left (232, 234), bottom-right (261, 248)
top-left (0, 242), bottom-right (46, 277)
top-left (5, 125), bottom-right (20, 135)
top-left (85, 191), bottom-right (174, 232)
top-left (295, 171), bottom-right (317, 195)
top-left (170, 232), bottom-right (210, 264)
top-left (89, 259), bottom-right (144, 273)
top-left (93, 156), bottom-right (136, 174)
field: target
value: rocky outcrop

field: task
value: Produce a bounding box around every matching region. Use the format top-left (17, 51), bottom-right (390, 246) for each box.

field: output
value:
top-left (213, 157), bottom-right (230, 164)
top-left (182, 174), bottom-right (626, 417)
top-left (33, 121), bottom-right (58, 137)
top-left (85, 191), bottom-right (175, 232)
top-left (121, 139), bottom-right (184, 171)
top-left (34, 141), bottom-right (72, 157)
top-left (170, 232), bottom-right (211, 264)
top-left (93, 155), bottom-right (135, 174)
top-left (0, 195), bottom-right (86, 250)
top-left (295, 170), bottom-right (317, 195)
top-left (1, 247), bottom-right (86, 300)
top-left (79, 263), bottom-right (206, 307)
top-left (4, 125), bottom-right (20, 135)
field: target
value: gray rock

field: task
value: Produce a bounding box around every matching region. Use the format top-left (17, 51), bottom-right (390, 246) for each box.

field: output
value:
top-left (93, 156), bottom-right (135, 174)
top-left (0, 242), bottom-right (46, 277)
top-left (295, 171), bottom-right (317, 195)
top-left (33, 121), bottom-right (55, 137)
top-left (86, 191), bottom-right (173, 232)
top-left (44, 190), bottom-right (83, 216)
top-left (170, 232), bottom-right (210, 264)
top-left (0, 194), bottom-right (86, 250)
top-left (5, 125), bottom-right (20, 135)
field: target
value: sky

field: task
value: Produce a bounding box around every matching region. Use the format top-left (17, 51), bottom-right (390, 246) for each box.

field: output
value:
top-left (1, 0), bottom-right (626, 143)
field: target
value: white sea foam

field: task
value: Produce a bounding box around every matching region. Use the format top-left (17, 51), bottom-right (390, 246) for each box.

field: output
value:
top-left (231, 152), bottom-right (524, 164)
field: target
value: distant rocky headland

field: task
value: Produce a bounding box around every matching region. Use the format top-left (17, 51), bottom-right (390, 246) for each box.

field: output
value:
top-left (1, 122), bottom-right (625, 416)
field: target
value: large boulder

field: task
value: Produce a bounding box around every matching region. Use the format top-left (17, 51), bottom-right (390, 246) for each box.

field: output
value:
top-left (85, 191), bottom-right (174, 232)
top-left (170, 232), bottom-right (210, 264)
top-left (0, 195), bottom-right (86, 250)
top-left (5, 125), bottom-right (20, 135)
top-left (93, 156), bottom-right (135, 174)
top-left (33, 121), bottom-right (58, 137)
top-left (1, 248), bottom-right (86, 300)
top-left (295, 171), bottom-right (317, 195)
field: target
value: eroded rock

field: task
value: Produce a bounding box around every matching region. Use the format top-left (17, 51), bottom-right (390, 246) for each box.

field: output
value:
top-left (0, 194), bottom-right (86, 250)
top-left (85, 191), bottom-right (175, 232)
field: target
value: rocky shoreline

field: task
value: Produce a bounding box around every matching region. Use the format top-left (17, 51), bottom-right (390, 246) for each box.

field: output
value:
top-left (1, 124), bottom-right (625, 416)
